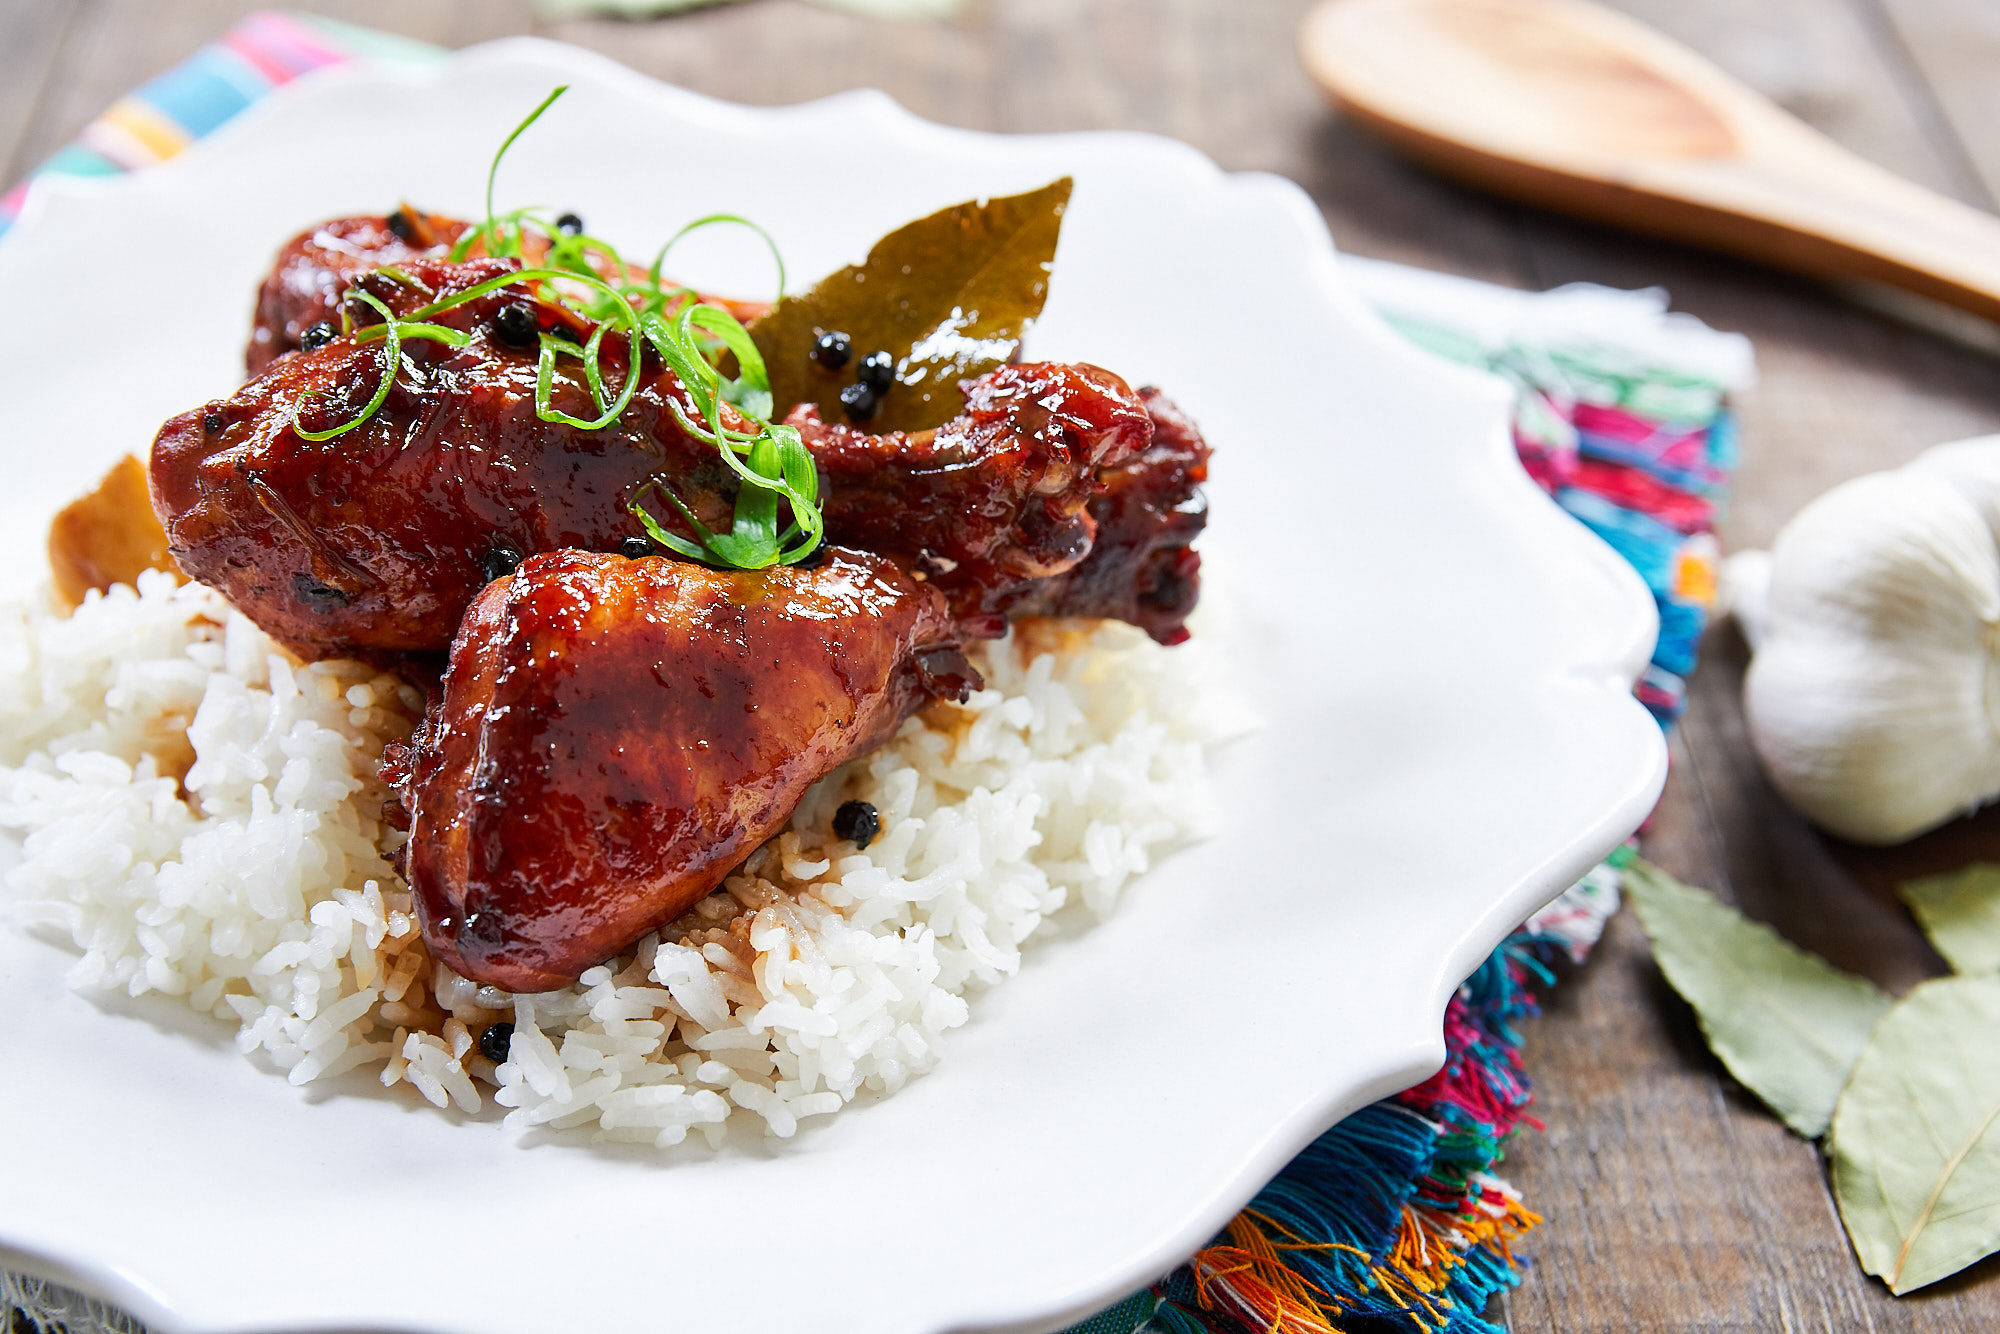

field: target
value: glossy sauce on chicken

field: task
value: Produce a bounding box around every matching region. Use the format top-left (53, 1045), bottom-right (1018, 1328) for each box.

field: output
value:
top-left (156, 256), bottom-right (749, 657)
top-left (247, 210), bottom-right (475, 375)
top-left (388, 547), bottom-right (975, 992)
top-left (145, 206), bottom-right (1213, 990)
top-left (155, 252), bottom-right (1188, 658)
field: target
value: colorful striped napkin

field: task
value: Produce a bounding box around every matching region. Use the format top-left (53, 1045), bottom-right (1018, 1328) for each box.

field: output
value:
top-left (0, 14), bottom-right (1752, 1334)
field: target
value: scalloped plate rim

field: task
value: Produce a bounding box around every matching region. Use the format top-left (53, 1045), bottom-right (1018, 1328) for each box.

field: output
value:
top-left (0, 36), bottom-right (1665, 1334)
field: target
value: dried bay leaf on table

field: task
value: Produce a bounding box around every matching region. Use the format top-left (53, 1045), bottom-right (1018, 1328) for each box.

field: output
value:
top-left (1900, 864), bottom-right (2000, 975)
top-left (1624, 859), bottom-right (1893, 1138)
top-left (749, 178), bottom-right (1072, 433)
top-left (1830, 973), bottom-right (2000, 1293)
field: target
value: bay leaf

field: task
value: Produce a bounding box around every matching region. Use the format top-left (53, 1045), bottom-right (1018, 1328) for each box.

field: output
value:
top-left (749, 178), bottom-right (1072, 433)
top-left (1624, 859), bottom-right (1893, 1138)
top-left (1900, 864), bottom-right (2000, 975)
top-left (1830, 973), bottom-right (2000, 1293)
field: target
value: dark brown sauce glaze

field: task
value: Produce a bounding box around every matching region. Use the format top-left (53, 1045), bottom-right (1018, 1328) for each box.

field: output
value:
top-left (247, 210), bottom-right (477, 377)
top-left (389, 547), bottom-right (974, 991)
top-left (1011, 387), bottom-right (1212, 644)
top-left (786, 361), bottom-right (1157, 638)
top-left (245, 209), bottom-right (767, 378)
top-left (156, 254), bottom-right (1177, 659)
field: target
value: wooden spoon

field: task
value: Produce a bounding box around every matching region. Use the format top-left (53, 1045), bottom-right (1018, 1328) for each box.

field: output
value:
top-left (1300, 0), bottom-right (2000, 322)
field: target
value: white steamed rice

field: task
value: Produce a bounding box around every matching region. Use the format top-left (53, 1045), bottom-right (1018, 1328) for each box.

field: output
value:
top-left (0, 569), bottom-right (1238, 1146)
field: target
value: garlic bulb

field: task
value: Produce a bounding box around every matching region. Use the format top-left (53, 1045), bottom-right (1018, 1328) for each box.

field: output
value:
top-left (1738, 435), bottom-right (2000, 845)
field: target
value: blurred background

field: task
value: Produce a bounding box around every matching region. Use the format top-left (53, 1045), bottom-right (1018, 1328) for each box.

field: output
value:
top-left (8, 1), bottom-right (2000, 1329)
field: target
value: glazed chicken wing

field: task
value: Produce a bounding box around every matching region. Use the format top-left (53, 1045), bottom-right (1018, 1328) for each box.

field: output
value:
top-left (247, 209), bottom-right (476, 376)
top-left (387, 547), bottom-right (975, 991)
top-left (154, 256), bottom-right (1171, 658)
top-left (246, 209), bottom-right (763, 376)
top-left (785, 362), bottom-right (1155, 637)
top-left (1011, 387), bottom-right (1212, 644)
top-left (158, 258), bottom-right (744, 658)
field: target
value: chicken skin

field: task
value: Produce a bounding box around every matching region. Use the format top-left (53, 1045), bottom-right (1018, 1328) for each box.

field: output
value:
top-left (245, 209), bottom-right (764, 376)
top-left (386, 547), bottom-right (975, 991)
top-left (153, 256), bottom-right (1174, 658)
top-left (1012, 387), bottom-right (1212, 645)
top-left (247, 209), bottom-right (476, 376)
top-left (149, 223), bottom-right (1213, 992)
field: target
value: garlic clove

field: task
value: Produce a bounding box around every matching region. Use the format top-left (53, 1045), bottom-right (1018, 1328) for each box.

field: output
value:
top-left (1911, 433), bottom-right (2000, 536)
top-left (1747, 634), bottom-right (2000, 843)
top-left (1766, 469), bottom-right (2000, 648)
top-left (1744, 441), bottom-right (2000, 845)
top-left (1721, 549), bottom-right (1773, 650)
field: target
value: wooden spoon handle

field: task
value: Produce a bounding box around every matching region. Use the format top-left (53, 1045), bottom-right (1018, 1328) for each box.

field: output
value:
top-left (1303, 0), bottom-right (2000, 322)
top-left (1639, 147), bottom-right (2000, 323)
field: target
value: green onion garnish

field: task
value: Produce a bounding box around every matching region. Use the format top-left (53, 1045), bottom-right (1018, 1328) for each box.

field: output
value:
top-left (292, 290), bottom-right (468, 442)
top-left (297, 86), bottom-right (820, 570)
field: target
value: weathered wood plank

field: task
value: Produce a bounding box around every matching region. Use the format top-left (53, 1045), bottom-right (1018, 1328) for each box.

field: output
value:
top-left (4, 0), bottom-right (529, 182)
top-left (1870, 0), bottom-right (2000, 207)
top-left (0, 0), bottom-right (81, 181)
top-left (1474, 1), bottom-right (2000, 1329)
top-left (9, 3), bottom-right (2000, 1330)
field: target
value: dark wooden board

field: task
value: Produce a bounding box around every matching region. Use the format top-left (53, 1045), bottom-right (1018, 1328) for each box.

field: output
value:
top-left (7, 0), bottom-right (2000, 1328)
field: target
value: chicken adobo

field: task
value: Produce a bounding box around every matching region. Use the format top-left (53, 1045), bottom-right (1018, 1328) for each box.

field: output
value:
top-left (145, 179), bottom-right (1209, 990)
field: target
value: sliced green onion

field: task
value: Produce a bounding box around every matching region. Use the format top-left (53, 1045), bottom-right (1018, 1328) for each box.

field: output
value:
top-left (474, 88), bottom-right (569, 260)
top-left (408, 265), bottom-right (641, 429)
top-left (649, 214), bottom-right (787, 303)
top-left (292, 291), bottom-right (465, 442)
top-left (337, 85), bottom-right (820, 571)
top-left (628, 481), bottom-right (717, 562)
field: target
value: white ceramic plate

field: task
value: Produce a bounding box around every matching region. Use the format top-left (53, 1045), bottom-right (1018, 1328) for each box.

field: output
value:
top-left (0, 38), bottom-right (1663, 1334)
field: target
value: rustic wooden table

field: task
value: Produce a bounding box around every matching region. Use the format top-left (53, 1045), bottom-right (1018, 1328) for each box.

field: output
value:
top-left (9, 0), bottom-right (2000, 1329)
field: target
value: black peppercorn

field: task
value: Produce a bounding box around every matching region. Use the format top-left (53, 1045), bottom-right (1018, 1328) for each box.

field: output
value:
top-left (202, 409), bottom-right (225, 434)
top-left (300, 321), bottom-right (338, 352)
top-left (811, 331), bottom-right (853, 371)
top-left (619, 536), bottom-right (653, 559)
top-left (482, 544), bottom-right (524, 582)
top-left (859, 350), bottom-right (895, 392)
top-left (839, 381), bottom-right (879, 422)
top-left (832, 799), bottom-right (880, 850)
top-left (478, 1022), bottom-right (515, 1064)
top-left (385, 209), bottom-right (413, 240)
top-left (555, 212), bottom-right (585, 236)
top-left (291, 572), bottom-right (349, 609)
top-left (492, 302), bottom-right (541, 350)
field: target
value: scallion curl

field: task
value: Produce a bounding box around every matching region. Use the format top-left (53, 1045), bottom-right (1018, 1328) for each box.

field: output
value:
top-left (333, 84), bottom-right (821, 570)
top-left (649, 214), bottom-right (787, 304)
top-left (471, 87), bottom-right (569, 261)
top-left (292, 290), bottom-right (465, 442)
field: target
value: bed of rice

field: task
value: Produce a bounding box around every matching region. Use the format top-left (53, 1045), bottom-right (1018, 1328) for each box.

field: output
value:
top-left (0, 569), bottom-right (1237, 1147)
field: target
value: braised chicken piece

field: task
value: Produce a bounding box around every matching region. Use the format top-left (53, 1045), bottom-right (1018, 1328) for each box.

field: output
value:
top-left (155, 256), bottom-right (648, 658)
top-left (386, 547), bottom-right (975, 991)
top-left (1009, 387), bottom-right (1211, 645)
top-left (246, 209), bottom-right (764, 376)
top-left (154, 258), bottom-right (1172, 658)
top-left (785, 362), bottom-right (1156, 638)
top-left (247, 209), bottom-right (477, 376)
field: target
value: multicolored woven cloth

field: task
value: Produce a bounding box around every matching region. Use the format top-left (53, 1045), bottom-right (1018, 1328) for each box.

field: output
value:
top-left (0, 15), bottom-right (1753, 1334)
top-left (1065, 270), bottom-right (1753, 1334)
